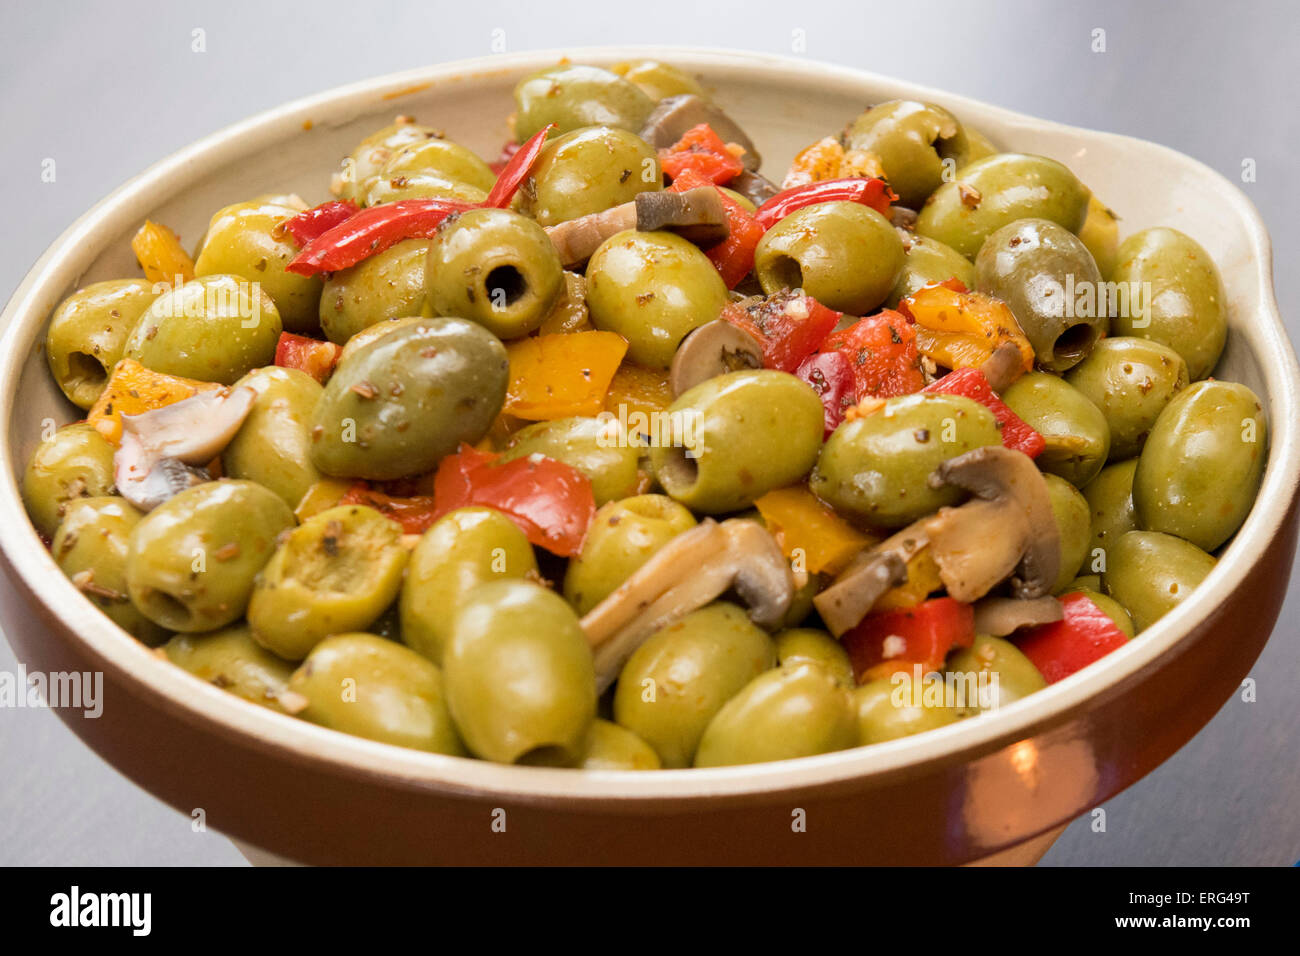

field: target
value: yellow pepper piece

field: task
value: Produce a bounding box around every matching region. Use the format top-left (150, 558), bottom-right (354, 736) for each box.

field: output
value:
top-left (782, 137), bottom-right (885, 189)
top-left (904, 284), bottom-right (1034, 376)
top-left (131, 220), bottom-right (195, 287)
top-left (87, 358), bottom-right (221, 445)
top-left (755, 486), bottom-right (877, 577)
top-left (293, 478), bottom-right (355, 523)
top-left (505, 330), bottom-right (628, 421)
top-left (874, 546), bottom-right (944, 611)
top-left (603, 361), bottom-right (673, 423)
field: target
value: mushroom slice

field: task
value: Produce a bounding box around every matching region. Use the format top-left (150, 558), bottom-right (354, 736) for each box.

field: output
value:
top-left (640, 94), bottom-right (762, 170)
top-left (813, 550), bottom-right (907, 638)
top-left (727, 169), bottom-right (780, 207)
top-left (972, 595), bottom-right (1063, 636)
top-left (114, 386), bottom-right (257, 511)
top-left (979, 340), bottom-right (1029, 392)
top-left (581, 518), bottom-right (793, 692)
top-left (634, 187), bottom-right (729, 245)
top-left (922, 446), bottom-right (1060, 602)
top-left (668, 319), bottom-right (764, 396)
top-left (545, 202), bottom-right (639, 268)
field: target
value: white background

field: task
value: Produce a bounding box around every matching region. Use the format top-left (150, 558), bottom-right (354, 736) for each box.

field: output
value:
top-left (0, 0), bottom-right (1296, 864)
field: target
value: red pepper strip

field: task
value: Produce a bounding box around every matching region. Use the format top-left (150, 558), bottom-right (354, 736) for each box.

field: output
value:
top-left (659, 123), bottom-right (745, 185)
top-left (754, 177), bottom-right (897, 230)
top-left (923, 367), bottom-right (1046, 458)
top-left (1014, 592), bottom-right (1128, 684)
top-left (340, 482), bottom-right (439, 535)
top-left (432, 444), bottom-right (595, 557)
top-left (821, 310), bottom-right (926, 399)
top-left (273, 332), bottom-right (342, 384)
top-left (282, 200), bottom-right (358, 247)
top-left (795, 350), bottom-right (857, 437)
top-left (489, 140), bottom-right (521, 176)
top-left (668, 168), bottom-right (763, 288)
top-left (484, 123), bottom-right (555, 208)
top-left (285, 198), bottom-right (474, 276)
top-left (721, 290), bottom-right (840, 373)
top-left (841, 596), bottom-right (975, 683)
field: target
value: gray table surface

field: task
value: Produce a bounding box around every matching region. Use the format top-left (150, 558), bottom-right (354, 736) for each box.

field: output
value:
top-left (1, 0), bottom-right (1296, 866)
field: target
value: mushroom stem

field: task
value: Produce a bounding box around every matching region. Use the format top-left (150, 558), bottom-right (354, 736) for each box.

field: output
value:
top-left (972, 595), bottom-right (1063, 636)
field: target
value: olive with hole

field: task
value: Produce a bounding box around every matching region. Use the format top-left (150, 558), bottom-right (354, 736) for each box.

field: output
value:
top-left (514, 64), bottom-right (657, 141)
top-left (1133, 380), bottom-right (1266, 551)
top-left (249, 505), bottom-right (409, 661)
top-left (1101, 530), bottom-right (1216, 631)
top-left (310, 317), bottom-right (508, 480)
top-left (947, 634), bottom-right (1047, 714)
top-left (164, 624), bottom-right (294, 708)
top-left (915, 153), bottom-right (1091, 259)
top-left (426, 207), bottom-right (564, 339)
top-left (22, 422), bottom-right (117, 538)
top-left (650, 369), bottom-right (825, 514)
top-left (444, 579), bottom-right (597, 765)
top-left (125, 479), bottom-right (294, 633)
top-left (223, 366), bottom-right (325, 509)
top-left (613, 602), bottom-right (776, 768)
top-left (333, 118), bottom-right (441, 204)
top-left (1084, 459), bottom-right (1138, 573)
top-left (401, 507), bottom-right (539, 665)
top-left (319, 239), bottom-right (431, 345)
top-left (842, 100), bottom-right (970, 208)
top-left (520, 125), bottom-right (661, 227)
top-left (1110, 227), bottom-right (1227, 380)
top-left (811, 392), bottom-right (1001, 528)
top-left (287, 632), bottom-right (465, 755)
top-left (853, 673), bottom-right (960, 744)
top-left (753, 201), bottom-right (904, 315)
top-left (887, 234), bottom-right (977, 308)
top-left (1064, 588), bottom-right (1136, 639)
top-left (1001, 372), bottom-right (1110, 488)
top-left (1044, 473), bottom-right (1091, 594)
top-left (1064, 337), bottom-right (1189, 460)
top-left (364, 137), bottom-right (495, 206)
top-left (45, 279), bottom-right (159, 409)
top-left (53, 496), bottom-right (169, 645)
top-left (694, 662), bottom-right (857, 767)
top-left (974, 218), bottom-right (1107, 372)
top-left (774, 627), bottom-right (855, 687)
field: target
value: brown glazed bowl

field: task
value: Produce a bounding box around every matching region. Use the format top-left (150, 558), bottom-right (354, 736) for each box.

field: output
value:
top-left (1, 49), bottom-right (1296, 866)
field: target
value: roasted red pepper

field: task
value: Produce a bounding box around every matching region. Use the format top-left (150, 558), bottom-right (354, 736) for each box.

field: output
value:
top-left (659, 123), bottom-right (745, 185)
top-left (821, 310), bottom-right (925, 399)
top-left (841, 596), bottom-right (975, 682)
top-left (282, 200), bottom-right (358, 247)
top-left (485, 123), bottom-right (554, 208)
top-left (795, 350), bottom-right (857, 437)
top-left (754, 177), bottom-right (896, 230)
top-left (1014, 592), bottom-right (1129, 684)
top-left (286, 198), bottom-right (474, 276)
top-left (273, 332), bottom-right (342, 384)
top-left (721, 290), bottom-right (840, 373)
top-left (923, 366), bottom-right (1046, 458)
top-left (432, 444), bottom-right (595, 557)
top-left (668, 168), bottom-right (764, 288)
top-left (339, 482), bottom-right (438, 534)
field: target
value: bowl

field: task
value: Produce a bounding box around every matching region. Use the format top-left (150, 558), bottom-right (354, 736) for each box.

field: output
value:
top-left (1, 47), bottom-right (1296, 866)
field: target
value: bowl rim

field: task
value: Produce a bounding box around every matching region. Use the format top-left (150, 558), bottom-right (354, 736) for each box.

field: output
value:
top-left (2, 45), bottom-right (1297, 802)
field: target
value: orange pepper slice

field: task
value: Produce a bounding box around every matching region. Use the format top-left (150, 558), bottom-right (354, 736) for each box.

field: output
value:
top-left (504, 330), bottom-right (628, 421)
top-left (755, 485), bottom-right (877, 577)
top-left (902, 284), bottom-right (1034, 375)
top-left (131, 220), bottom-right (195, 287)
top-left (87, 359), bottom-right (221, 445)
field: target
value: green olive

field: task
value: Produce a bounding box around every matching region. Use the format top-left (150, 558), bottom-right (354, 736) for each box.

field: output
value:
top-left (426, 207), bottom-right (564, 339)
top-left (974, 218), bottom-right (1107, 371)
top-left (319, 239), bottom-right (431, 345)
top-left (811, 392), bottom-right (1001, 528)
top-left (586, 229), bottom-right (727, 369)
top-left (1001, 372), bottom-right (1110, 487)
top-left (1044, 473), bottom-right (1090, 594)
top-left (1078, 194), bottom-right (1120, 279)
top-left (287, 632), bottom-right (464, 754)
top-left (164, 624), bottom-right (294, 708)
top-left (887, 234), bottom-right (977, 308)
top-left (521, 126), bottom-right (661, 227)
top-left (248, 505), bottom-right (408, 661)
top-left (400, 507), bottom-right (538, 665)
top-left (125, 480), bottom-right (294, 633)
top-left (1110, 228), bottom-right (1227, 380)
top-left (45, 279), bottom-right (159, 409)
top-left (1064, 588), bottom-right (1136, 639)
top-left (694, 662), bottom-right (857, 767)
top-left (947, 634), bottom-right (1047, 714)
top-left (124, 275), bottom-right (282, 385)
top-left (514, 64), bottom-right (656, 141)
top-left (774, 627), bottom-right (855, 687)
top-left (615, 60), bottom-right (706, 101)
top-left (613, 602), bottom-right (776, 768)
top-left (22, 422), bottom-right (117, 538)
top-left (843, 100), bottom-right (970, 208)
top-left (650, 370), bottom-right (825, 514)
top-left (754, 201), bottom-right (904, 315)
top-left (333, 118), bottom-right (442, 204)
top-left (444, 579), bottom-right (597, 764)
top-left (853, 673), bottom-right (960, 744)
top-left (223, 366), bottom-right (324, 509)
top-left (498, 416), bottom-right (643, 506)
top-left (1133, 380), bottom-right (1266, 551)
top-left (1101, 530), bottom-right (1216, 631)
top-left (310, 317), bottom-right (508, 480)
top-left (193, 198), bottom-right (323, 333)
top-left (52, 496), bottom-right (169, 644)
top-left (1069, 573), bottom-right (1102, 592)
top-left (1064, 337), bottom-right (1189, 461)
top-left (571, 719), bottom-right (662, 770)
top-left (916, 153), bottom-right (1091, 259)
top-left (364, 137), bottom-right (495, 206)
top-left (1083, 459), bottom-right (1138, 575)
